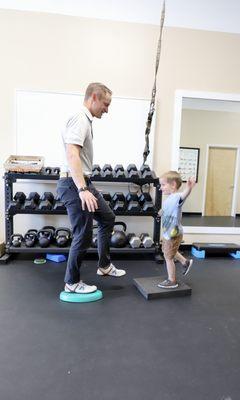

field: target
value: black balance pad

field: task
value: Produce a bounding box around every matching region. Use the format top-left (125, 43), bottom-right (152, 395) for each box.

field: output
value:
top-left (133, 276), bottom-right (191, 300)
top-left (192, 242), bottom-right (240, 254)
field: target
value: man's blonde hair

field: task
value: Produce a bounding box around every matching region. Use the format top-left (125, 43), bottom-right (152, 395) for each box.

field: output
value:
top-left (84, 82), bottom-right (112, 101)
top-left (160, 170), bottom-right (182, 189)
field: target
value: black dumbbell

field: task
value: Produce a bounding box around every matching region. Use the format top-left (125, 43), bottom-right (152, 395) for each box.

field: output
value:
top-left (44, 167), bottom-right (52, 175)
top-left (126, 193), bottom-right (139, 202)
top-left (138, 193), bottom-right (155, 212)
top-left (52, 167), bottom-right (60, 175)
top-left (24, 229), bottom-right (38, 247)
top-left (127, 164), bottom-right (137, 172)
top-left (113, 164), bottom-right (126, 179)
top-left (142, 201), bottom-right (155, 213)
top-left (127, 233), bottom-right (141, 248)
top-left (126, 193), bottom-right (141, 212)
top-left (38, 226), bottom-right (55, 248)
top-left (39, 192), bottom-right (54, 210)
top-left (140, 233), bottom-right (154, 248)
top-left (111, 192), bottom-right (126, 212)
top-left (53, 195), bottom-right (66, 211)
top-left (138, 192), bottom-right (152, 205)
top-left (127, 201), bottom-right (141, 212)
top-left (140, 164), bottom-right (153, 179)
top-left (101, 164), bottom-right (113, 178)
top-left (101, 192), bottom-right (112, 207)
top-left (11, 234), bottom-right (23, 247)
top-left (92, 164), bottom-right (101, 177)
top-left (8, 192), bottom-right (26, 212)
top-left (127, 164), bottom-right (140, 179)
top-left (55, 228), bottom-right (71, 247)
top-left (24, 192), bottom-right (40, 210)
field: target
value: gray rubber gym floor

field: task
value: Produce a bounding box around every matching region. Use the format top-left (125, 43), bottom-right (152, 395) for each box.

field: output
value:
top-left (0, 254), bottom-right (239, 400)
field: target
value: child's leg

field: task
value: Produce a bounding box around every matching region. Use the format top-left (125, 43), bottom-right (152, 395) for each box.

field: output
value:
top-left (159, 237), bottom-right (179, 287)
top-left (165, 257), bottom-right (177, 283)
top-left (158, 255), bottom-right (178, 288)
top-left (175, 251), bottom-right (193, 276)
top-left (175, 251), bottom-right (187, 265)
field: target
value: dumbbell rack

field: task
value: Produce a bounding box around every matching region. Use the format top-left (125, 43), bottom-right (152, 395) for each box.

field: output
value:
top-left (3, 169), bottom-right (163, 262)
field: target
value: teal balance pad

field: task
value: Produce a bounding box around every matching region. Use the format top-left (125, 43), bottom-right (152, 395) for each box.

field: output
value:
top-left (59, 290), bottom-right (103, 303)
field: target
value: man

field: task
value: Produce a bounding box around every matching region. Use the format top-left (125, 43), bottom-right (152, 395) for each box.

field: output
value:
top-left (57, 82), bottom-right (126, 294)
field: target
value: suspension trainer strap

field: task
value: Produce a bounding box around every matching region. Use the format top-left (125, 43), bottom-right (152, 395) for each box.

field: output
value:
top-left (143, 0), bottom-right (166, 164)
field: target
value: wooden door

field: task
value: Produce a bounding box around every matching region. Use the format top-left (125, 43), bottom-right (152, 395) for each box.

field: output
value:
top-left (205, 147), bottom-right (237, 216)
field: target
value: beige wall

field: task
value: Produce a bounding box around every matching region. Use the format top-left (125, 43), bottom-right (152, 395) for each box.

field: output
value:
top-left (154, 28), bottom-right (240, 172)
top-left (180, 109), bottom-right (240, 213)
top-left (1, 9), bottom-right (240, 241)
top-left (0, 9), bottom-right (158, 241)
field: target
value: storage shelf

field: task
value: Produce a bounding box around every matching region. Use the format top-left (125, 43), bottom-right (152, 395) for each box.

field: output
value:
top-left (4, 168), bottom-right (162, 262)
top-left (7, 209), bottom-right (158, 217)
top-left (7, 245), bottom-right (156, 254)
top-left (4, 171), bottom-right (159, 185)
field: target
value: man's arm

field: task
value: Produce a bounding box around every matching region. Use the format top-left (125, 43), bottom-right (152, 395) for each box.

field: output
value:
top-left (66, 143), bottom-right (87, 189)
top-left (180, 177), bottom-right (196, 201)
top-left (66, 143), bottom-right (98, 212)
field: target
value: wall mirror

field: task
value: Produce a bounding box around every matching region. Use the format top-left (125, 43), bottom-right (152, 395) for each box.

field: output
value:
top-left (172, 90), bottom-right (240, 234)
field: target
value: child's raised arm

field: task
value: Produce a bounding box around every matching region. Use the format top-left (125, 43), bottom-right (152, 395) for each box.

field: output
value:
top-left (180, 177), bottom-right (196, 201)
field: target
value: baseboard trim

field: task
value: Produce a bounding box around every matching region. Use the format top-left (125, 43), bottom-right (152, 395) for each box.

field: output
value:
top-left (182, 212), bottom-right (202, 217)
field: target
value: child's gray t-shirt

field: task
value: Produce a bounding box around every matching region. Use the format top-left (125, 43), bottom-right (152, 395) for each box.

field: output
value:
top-left (161, 192), bottom-right (185, 240)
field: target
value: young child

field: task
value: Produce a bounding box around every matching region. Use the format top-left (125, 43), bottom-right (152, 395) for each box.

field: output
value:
top-left (158, 171), bottom-right (196, 289)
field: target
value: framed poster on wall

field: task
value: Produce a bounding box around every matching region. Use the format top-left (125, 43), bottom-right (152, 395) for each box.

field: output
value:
top-left (178, 147), bottom-right (200, 182)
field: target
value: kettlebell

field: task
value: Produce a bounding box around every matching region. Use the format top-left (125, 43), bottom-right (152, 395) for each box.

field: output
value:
top-left (55, 227), bottom-right (71, 247)
top-left (38, 226), bottom-right (55, 248)
top-left (24, 229), bottom-right (38, 247)
top-left (91, 225), bottom-right (98, 248)
top-left (42, 226), bottom-right (56, 243)
top-left (11, 234), bottom-right (23, 247)
top-left (110, 222), bottom-right (127, 248)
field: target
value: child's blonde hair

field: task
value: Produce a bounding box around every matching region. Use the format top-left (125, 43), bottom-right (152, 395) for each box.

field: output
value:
top-left (160, 170), bottom-right (182, 189)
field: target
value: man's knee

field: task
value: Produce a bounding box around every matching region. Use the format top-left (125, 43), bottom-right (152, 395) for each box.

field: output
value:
top-left (72, 230), bottom-right (92, 249)
top-left (108, 212), bottom-right (115, 229)
top-left (96, 211), bottom-right (115, 232)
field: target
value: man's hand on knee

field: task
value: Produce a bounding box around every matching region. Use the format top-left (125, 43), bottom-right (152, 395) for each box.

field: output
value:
top-left (80, 191), bottom-right (98, 212)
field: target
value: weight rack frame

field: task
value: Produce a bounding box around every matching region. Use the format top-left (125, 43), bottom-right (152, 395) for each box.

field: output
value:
top-left (3, 169), bottom-right (163, 262)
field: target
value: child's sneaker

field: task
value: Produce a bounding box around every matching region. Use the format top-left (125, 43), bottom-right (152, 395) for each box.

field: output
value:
top-left (64, 281), bottom-right (97, 294)
top-left (182, 259), bottom-right (193, 275)
top-left (182, 259), bottom-right (193, 276)
top-left (97, 263), bottom-right (126, 277)
top-left (157, 279), bottom-right (178, 289)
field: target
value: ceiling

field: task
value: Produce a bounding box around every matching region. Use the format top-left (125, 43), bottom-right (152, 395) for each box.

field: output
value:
top-left (0, 0), bottom-right (240, 34)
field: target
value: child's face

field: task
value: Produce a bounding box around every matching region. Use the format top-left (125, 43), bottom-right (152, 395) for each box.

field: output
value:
top-left (160, 178), bottom-right (177, 195)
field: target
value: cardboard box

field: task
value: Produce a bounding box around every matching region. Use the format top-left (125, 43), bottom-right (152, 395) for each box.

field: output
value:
top-left (0, 242), bottom-right (5, 257)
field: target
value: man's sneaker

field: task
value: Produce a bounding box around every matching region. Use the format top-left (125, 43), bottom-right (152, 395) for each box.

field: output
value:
top-left (97, 263), bottom-right (126, 277)
top-left (157, 279), bottom-right (178, 289)
top-left (64, 281), bottom-right (97, 294)
top-left (182, 259), bottom-right (193, 276)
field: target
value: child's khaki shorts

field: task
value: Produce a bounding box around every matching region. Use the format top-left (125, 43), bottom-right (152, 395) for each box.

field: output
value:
top-left (162, 234), bottom-right (183, 260)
